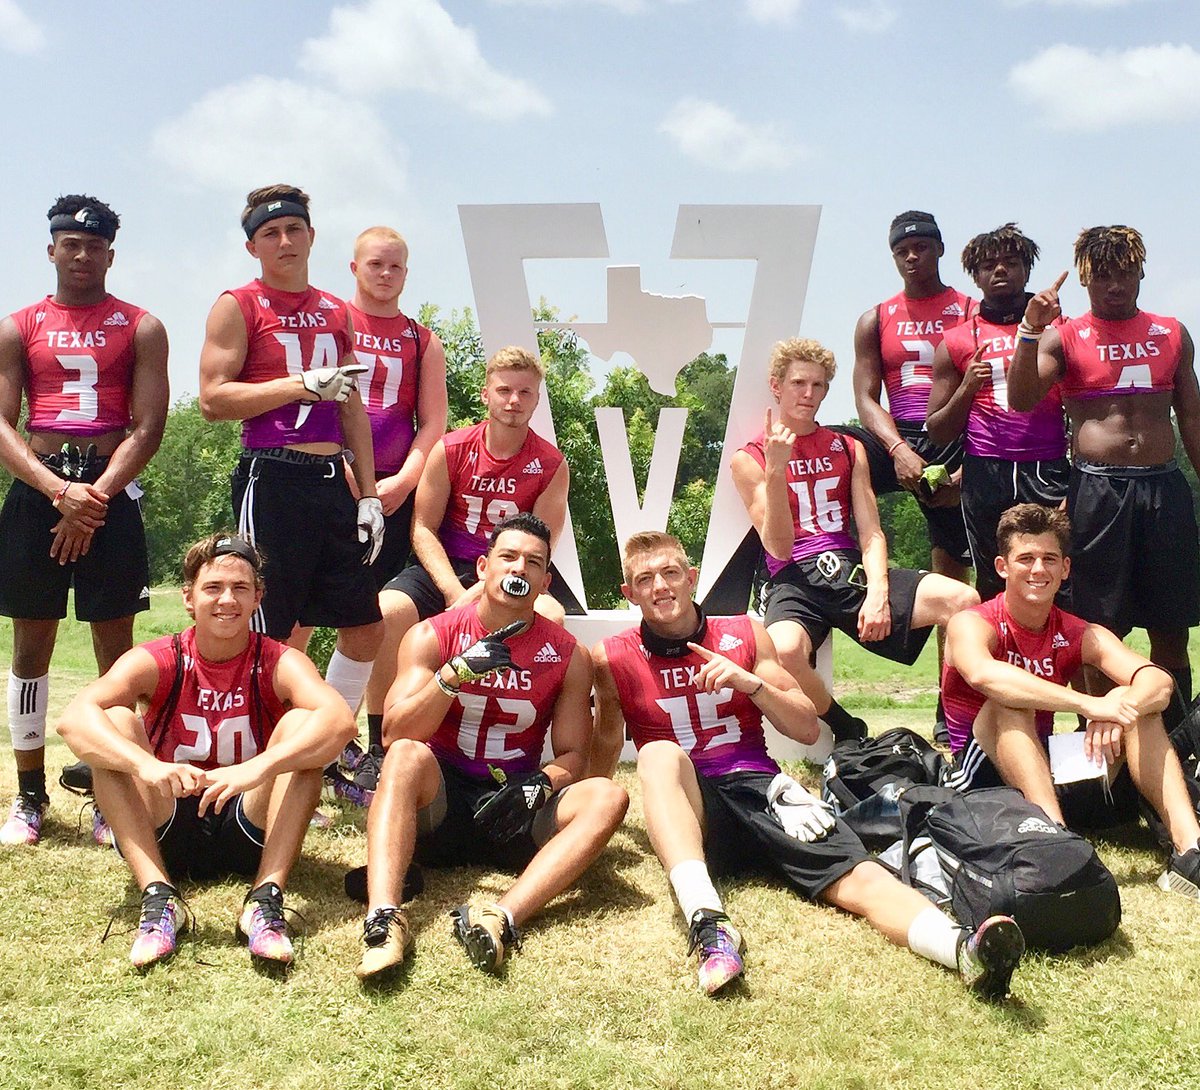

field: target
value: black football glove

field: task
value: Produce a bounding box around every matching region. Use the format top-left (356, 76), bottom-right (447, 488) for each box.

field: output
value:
top-left (448, 620), bottom-right (527, 683)
top-left (473, 769), bottom-right (554, 844)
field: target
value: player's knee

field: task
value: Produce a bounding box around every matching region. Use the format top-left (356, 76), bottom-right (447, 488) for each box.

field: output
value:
top-left (567, 776), bottom-right (629, 833)
top-left (378, 738), bottom-right (435, 789)
top-left (337, 620), bottom-right (384, 661)
top-left (379, 589), bottom-right (418, 629)
top-left (826, 860), bottom-right (893, 912)
top-left (637, 739), bottom-right (692, 783)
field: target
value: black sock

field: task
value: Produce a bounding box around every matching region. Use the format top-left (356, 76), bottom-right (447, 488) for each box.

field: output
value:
top-left (823, 700), bottom-right (867, 743)
top-left (367, 714), bottom-right (384, 751)
top-left (1165, 665), bottom-right (1194, 741)
top-left (1170, 665), bottom-right (1192, 707)
top-left (17, 768), bottom-right (47, 802)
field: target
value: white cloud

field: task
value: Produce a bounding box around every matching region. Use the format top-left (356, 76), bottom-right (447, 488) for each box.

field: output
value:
top-left (835, 1), bottom-right (897, 33)
top-left (659, 97), bottom-right (802, 172)
top-left (1005, 0), bottom-right (1149, 8)
top-left (0, 0), bottom-right (44, 53)
top-left (301, 0), bottom-right (551, 121)
top-left (745, 0), bottom-right (804, 24)
top-left (491, 0), bottom-right (648, 11)
top-left (1010, 42), bottom-right (1200, 130)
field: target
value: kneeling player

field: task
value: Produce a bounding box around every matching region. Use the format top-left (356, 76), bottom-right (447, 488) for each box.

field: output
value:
top-left (591, 531), bottom-right (1023, 998)
top-left (56, 534), bottom-right (356, 969)
top-left (944, 504), bottom-right (1200, 898)
top-left (355, 513), bottom-right (627, 980)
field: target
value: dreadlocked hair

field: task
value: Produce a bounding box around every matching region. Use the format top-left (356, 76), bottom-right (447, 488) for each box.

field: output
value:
top-left (1074, 225), bottom-right (1145, 286)
top-left (961, 223), bottom-right (1039, 278)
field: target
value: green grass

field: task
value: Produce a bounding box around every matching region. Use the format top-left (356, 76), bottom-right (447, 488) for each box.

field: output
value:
top-left (2, 602), bottom-right (1200, 1089)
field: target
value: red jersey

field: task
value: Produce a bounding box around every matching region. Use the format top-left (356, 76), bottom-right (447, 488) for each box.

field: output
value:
top-left (11, 295), bottom-right (149, 437)
top-left (877, 287), bottom-right (973, 422)
top-left (603, 615), bottom-right (778, 778)
top-left (224, 279), bottom-right (354, 449)
top-left (439, 421), bottom-right (565, 561)
top-left (739, 425), bottom-right (858, 575)
top-left (426, 605), bottom-right (576, 779)
top-left (141, 627), bottom-right (289, 771)
top-left (347, 305), bottom-right (432, 475)
top-left (941, 595), bottom-right (1090, 754)
top-left (1058, 310), bottom-right (1183, 401)
top-left (941, 314), bottom-right (1068, 461)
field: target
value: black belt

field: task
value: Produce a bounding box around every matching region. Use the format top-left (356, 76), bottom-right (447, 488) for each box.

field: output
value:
top-left (37, 445), bottom-right (108, 482)
top-left (241, 447), bottom-right (344, 479)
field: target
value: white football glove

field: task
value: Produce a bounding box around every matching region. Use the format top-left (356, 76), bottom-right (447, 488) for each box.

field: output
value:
top-left (301, 363), bottom-right (369, 403)
top-left (356, 497), bottom-right (385, 565)
top-left (766, 772), bottom-right (837, 843)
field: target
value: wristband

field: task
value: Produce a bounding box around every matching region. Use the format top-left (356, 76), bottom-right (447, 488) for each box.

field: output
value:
top-left (435, 671), bottom-right (460, 697)
top-left (51, 482), bottom-right (70, 509)
top-left (1017, 320), bottom-right (1045, 343)
top-left (887, 439), bottom-right (905, 456)
top-left (749, 679), bottom-right (765, 698)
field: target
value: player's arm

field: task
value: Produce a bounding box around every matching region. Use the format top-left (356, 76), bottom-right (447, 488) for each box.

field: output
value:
top-left (544, 643), bottom-right (596, 790)
top-left (381, 619), bottom-right (460, 745)
top-left (410, 439), bottom-right (469, 604)
top-left (588, 641), bottom-right (627, 778)
top-left (1081, 626), bottom-right (1173, 717)
top-left (337, 388), bottom-right (378, 499)
top-left (377, 331), bottom-right (448, 514)
top-left (730, 414), bottom-right (795, 561)
top-left (531, 459), bottom-right (570, 548)
top-left (1008, 272), bottom-right (1068, 412)
top-left (853, 308), bottom-right (924, 490)
top-left (925, 340), bottom-right (978, 445)
top-left (1171, 326), bottom-right (1200, 475)
top-left (848, 440), bottom-right (891, 643)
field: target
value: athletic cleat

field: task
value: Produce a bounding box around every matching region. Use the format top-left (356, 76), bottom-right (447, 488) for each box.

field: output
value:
top-left (352, 744), bottom-right (385, 795)
top-left (328, 764), bottom-right (373, 808)
top-left (59, 760), bottom-right (94, 796)
top-left (129, 882), bottom-right (185, 970)
top-left (957, 915), bottom-right (1024, 1000)
top-left (92, 806), bottom-right (114, 848)
top-left (451, 902), bottom-right (521, 974)
top-left (687, 909), bottom-right (745, 995)
top-left (356, 907), bottom-right (414, 979)
top-left (338, 739), bottom-right (365, 774)
top-left (237, 882), bottom-right (294, 966)
top-left (0, 793), bottom-right (48, 846)
top-left (1158, 847), bottom-right (1200, 901)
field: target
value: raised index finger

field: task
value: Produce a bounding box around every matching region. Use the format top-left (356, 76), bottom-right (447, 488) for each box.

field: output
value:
top-left (686, 641), bottom-right (714, 660)
top-left (1050, 270), bottom-right (1069, 294)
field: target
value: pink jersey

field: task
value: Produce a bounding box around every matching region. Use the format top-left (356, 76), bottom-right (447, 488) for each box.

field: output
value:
top-left (142, 627), bottom-right (288, 771)
top-left (877, 287), bottom-right (973, 421)
top-left (426, 605), bottom-right (576, 779)
top-left (347, 305), bottom-right (431, 474)
top-left (941, 595), bottom-right (1090, 754)
top-left (739, 425), bottom-right (858, 575)
top-left (941, 315), bottom-right (1068, 460)
top-left (603, 615), bottom-right (779, 778)
top-left (1059, 310), bottom-right (1182, 401)
top-left (11, 295), bottom-right (148, 437)
top-left (224, 280), bottom-right (354, 449)
top-left (440, 421), bottom-right (565, 561)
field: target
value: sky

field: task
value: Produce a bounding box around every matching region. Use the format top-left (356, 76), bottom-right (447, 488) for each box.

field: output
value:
top-left (2, 0), bottom-right (1199, 426)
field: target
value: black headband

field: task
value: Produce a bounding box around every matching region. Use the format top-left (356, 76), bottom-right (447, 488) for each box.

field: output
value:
top-left (889, 219), bottom-right (942, 250)
top-left (640, 605), bottom-right (708, 659)
top-left (213, 536), bottom-right (260, 567)
top-left (244, 199), bottom-right (310, 240)
top-left (49, 208), bottom-right (115, 242)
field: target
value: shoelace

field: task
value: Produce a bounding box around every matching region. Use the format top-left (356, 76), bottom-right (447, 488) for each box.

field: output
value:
top-left (363, 908), bottom-right (398, 946)
top-left (10, 794), bottom-right (46, 821)
top-left (687, 917), bottom-right (731, 957)
top-left (247, 893), bottom-right (287, 934)
top-left (101, 888), bottom-right (195, 948)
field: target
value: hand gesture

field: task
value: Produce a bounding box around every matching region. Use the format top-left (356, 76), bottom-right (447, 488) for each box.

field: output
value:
top-left (198, 762), bottom-right (266, 816)
top-left (962, 347), bottom-right (991, 395)
top-left (139, 758), bottom-right (208, 800)
top-left (891, 440), bottom-right (926, 492)
top-left (857, 587), bottom-right (892, 643)
top-left (687, 641), bottom-right (759, 694)
top-left (1024, 271), bottom-right (1069, 330)
top-left (766, 772), bottom-right (836, 842)
top-left (448, 620), bottom-right (527, 683)
top-left (763, 408), bottom-right (796, 476)
top-left (300, 363), bottom-right (369, 403)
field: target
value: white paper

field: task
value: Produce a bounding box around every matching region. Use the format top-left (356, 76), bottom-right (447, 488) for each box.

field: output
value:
top-left (1049, 731), bottom-right (1109, 785)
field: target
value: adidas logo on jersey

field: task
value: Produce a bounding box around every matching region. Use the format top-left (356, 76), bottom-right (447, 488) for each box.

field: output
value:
top-left (533, 642), bottom-right (561, 664)
top-left (524, 458), bottom-right (544, 475)
top-left (103, 311), bottom-right (129, 327)
top-left (318, 297), bottom-right (339, 310)
top-left (717, 633), bottom-right (743, 651)
top-left (1017, 816), bottom-right (1060, 836)
top-left (1052, 632), bottom-right (1070, 649)
top-left (1148, 322), bottom-right (1171, 336)
top-left (830, 436), bottom-right (845, 453)
top-left (943, 302), bottom-right (965, 317)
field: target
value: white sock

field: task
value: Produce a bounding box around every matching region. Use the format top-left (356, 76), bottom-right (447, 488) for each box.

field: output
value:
top-left (8, 672), bottom-right (48, 751)
top-left (906, 905), bottom-right (963, 969)
top-left (669, 859), bottom-right (723, 923)
top-left (325, 650), bottom-right (373, 713)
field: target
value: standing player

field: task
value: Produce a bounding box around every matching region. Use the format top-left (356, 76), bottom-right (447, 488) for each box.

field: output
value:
top-left (927, 224), bottom-right (1069, 601)
top-left (56, 534), bottom-right (357, 968)
top-left (1007, 226), bottom-right (1200, 714)
top-left (731, 339), bottom-right (977, 742)
top-left (354, 514), bottom-right (627, 980)
top-left (943, 504), bottom-right (1200, 899)
top-left (198, 185), bottom-right (384, 720)
top-left (359, 346), bottom-right (569, 793)
top-left (591, 531), bottom-right (1024, 998)
top-left (0, 195), bottom-right (168, 846)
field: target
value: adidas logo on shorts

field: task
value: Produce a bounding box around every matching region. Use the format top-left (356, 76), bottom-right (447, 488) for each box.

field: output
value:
top-left (318, 297), bottom-right (339, 310)
top-left (943, 302), bottom-right (965, 317)
top-left (1148, 322), bottom-right (1171, 336)
top-left (103, 311), bottom-right (129, 327)
top-left (524, 458), bottom-right (543, 475)
top-left (533, 641), bottom-right (561, 663)
top-left (717, 633), bottom-right (743, 651)
top-left (139, 586), bottom-right (150, 599)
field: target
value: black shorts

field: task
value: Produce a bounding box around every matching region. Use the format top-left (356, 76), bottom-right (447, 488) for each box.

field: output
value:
top-left (1065, 460), bottom-right (1200, 634)
top-left (0, 456), bottom-right (150, 622)
top-left (383, 557), bottom-right (580, 621)
top-left (699, 770), bottom-right (870, 900)
top-left (831, 422), bottom-right (970, 565)
top-left (961, 454), bottom-right (1070, 602)
top-left (763, 551), bottom-right (933, 666)
top-left (232, 451), bottom-right (383, 638)
top-left (370, 491), bottom-right (415, 591)
top-left (145, 794), bottom-right (265, 883)
top-left (414, 758), bottom-right (561, 872)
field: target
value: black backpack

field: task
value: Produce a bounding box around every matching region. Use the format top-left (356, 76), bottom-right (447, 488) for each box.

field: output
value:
top-left (917, 787), bottom-right (1121, 953)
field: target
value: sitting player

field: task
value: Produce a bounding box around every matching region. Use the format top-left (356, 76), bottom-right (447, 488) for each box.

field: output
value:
top-left (731, 338), bottom-right (978, 741)
top-left (355, 513), bottom-right (627, 980)
top-left (943, 504), bottom-right (1200, 898)
top-left (56, 534), bottom-right (357, 969)
top-left (590, 530), bottom-right (1024, 999)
